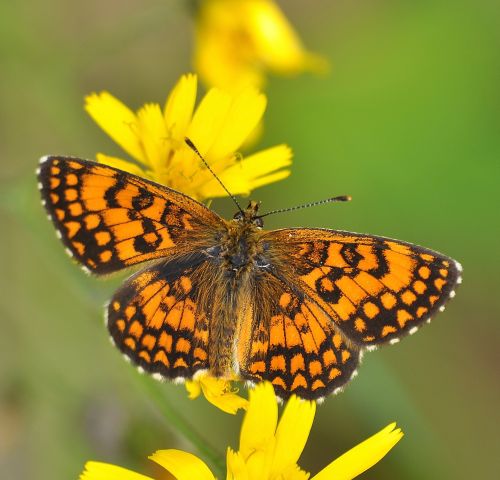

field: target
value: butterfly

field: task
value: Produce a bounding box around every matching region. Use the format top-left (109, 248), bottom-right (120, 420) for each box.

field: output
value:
top-left (37, 154), bottom-right (462, 400)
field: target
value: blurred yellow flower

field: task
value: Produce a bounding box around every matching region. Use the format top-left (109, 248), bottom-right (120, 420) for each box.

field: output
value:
top-left (185, 373), bottom-right (248, 414)
top-left (85, 73), bottom-right (292, 201)
top-left (194, 0), bottom-right (328, 91)
top-left (79, 383), bottom-right (403, 480)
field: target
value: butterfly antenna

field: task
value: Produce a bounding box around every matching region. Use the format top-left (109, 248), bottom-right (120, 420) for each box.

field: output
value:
top-left (185, 137), bottom-right (244, 214)
top-left (258, 195), bottom-right (351, 219)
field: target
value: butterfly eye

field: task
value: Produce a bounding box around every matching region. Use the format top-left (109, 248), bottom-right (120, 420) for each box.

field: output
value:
top-left (253, 217), bottom-right (264, 228)
top-left (233, 211), bottom-right (244, 221)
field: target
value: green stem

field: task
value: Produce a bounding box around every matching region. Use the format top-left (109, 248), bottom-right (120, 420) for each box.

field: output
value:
top-left (137, 375), bottom-right (226, 478)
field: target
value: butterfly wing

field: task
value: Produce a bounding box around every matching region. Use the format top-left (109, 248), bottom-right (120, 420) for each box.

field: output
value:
top-left (237, 270), bottom-right (360, 400)
top-left (261, 228), bottom-right (462, 348)
top-left (38, 156), bottom-right (225, 274)
top-left (107, 253), bottom-right (217, 379)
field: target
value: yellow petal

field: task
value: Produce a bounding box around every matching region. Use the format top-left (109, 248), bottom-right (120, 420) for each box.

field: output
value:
top-left (199, 375), bottom-right (248, 414)
top-left (186, 87), bottom-right (232, 159)
top-left (96, 153), bottom-right (148, 178)
top-left (79, 461), bottom-right (153, 480)
top-left (84, 92), bottom-right (145, 164)
top-left (164, 73), bottom-right (198, 142)
top-left (226, 448), bottom-right (249, 480)
top-left (241, 118), bottom-right (264, 149)
top-left (136, 102), bottom-right (170, 171)
top-left (271, 395), bottom-right (316, 476)
top-left (195, 32), bottom-right (264, 92)
top-left (206, 87), bottom-right (267, 161)
top-left (248, 0), bottom-right (327, 74)
top-left (185, 379), bottom-right (202, 399)
top-left (280, 463), bottom-right (311, 480)
top-left (244, 442), bottom-right (275, 480)
top-left (312, 423), bottom-right (404, 480)
top-left (199, 144), bottom-right (292, 197)
top-left (224, 145), bottom-right (293, 178)
top-left (237, 144), bottom-right (293, 179)
top-left (194, 0), bottom-right (264, 91)
top-left (150, 449), bottom-right (215, 480)
top-left (246, 169), bottom-right (291, 192)
top-left (239, 382), bottom-right (278, 460)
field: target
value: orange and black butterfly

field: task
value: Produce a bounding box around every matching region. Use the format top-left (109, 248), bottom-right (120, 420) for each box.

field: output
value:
top-left (37, 153), bottom-right (461, 400)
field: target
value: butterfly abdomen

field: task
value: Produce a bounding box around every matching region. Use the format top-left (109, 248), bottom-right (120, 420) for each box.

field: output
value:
top-left (207, 283), bottom-right (240, 376)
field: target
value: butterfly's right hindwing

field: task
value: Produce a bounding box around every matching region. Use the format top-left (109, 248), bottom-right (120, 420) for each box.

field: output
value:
top-left (238, 270), bottom-right (360, 400)
top-left (38, 156), bottom-right (225, 274)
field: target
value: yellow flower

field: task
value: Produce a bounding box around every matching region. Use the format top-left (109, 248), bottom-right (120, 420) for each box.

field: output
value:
top-left (79, 383), bottom-right (403, 480)
top-left (185, 373), bottom-right (248, 414)
top-left (84, 73), bottom-right (292, 201)
top-left (225, 383), bottom-right (403, 479)
top-left (194, 0), bottom-right (328, 91)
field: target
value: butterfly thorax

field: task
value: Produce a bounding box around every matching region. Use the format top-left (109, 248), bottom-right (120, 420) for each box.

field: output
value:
top-left (218, 201), bottom-right (264, 274)
top-left (220, 223), bottom-right (259, 272)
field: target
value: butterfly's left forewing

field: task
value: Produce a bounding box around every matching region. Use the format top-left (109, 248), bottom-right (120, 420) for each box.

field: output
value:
top-left (263, 228), bottom-right (462, 348)
top-left (38, 156), bottom-right (225, 274)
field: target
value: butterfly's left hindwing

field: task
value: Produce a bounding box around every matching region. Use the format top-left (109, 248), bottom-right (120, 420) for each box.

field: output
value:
top-left (38, 156), bottom-right (225, 274)
top-left (108, 254), bottom-right (212, 379)
top-left (263, 228), bottom-right (462, 348)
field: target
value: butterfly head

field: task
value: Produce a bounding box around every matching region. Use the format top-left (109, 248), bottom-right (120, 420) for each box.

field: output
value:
top-left (233, 200), bottom-right (264, 228)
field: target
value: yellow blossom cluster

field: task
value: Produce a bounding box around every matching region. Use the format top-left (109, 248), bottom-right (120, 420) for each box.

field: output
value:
top-left (80, 383), bottom-right (403, 480)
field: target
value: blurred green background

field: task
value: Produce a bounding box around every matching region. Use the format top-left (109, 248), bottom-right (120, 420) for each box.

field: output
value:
top-left (1, 0), bottom-right (499, 478)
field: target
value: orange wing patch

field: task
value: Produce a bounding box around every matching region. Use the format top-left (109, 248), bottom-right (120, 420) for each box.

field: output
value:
top-left (38, 156), bottom-right (224, 274)
top-left (264, 229), bottom-right (462, 348)
top-left (239, 274), bottom-right (360, 400)
top-left (107, 255), bottom-right (211, 379)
